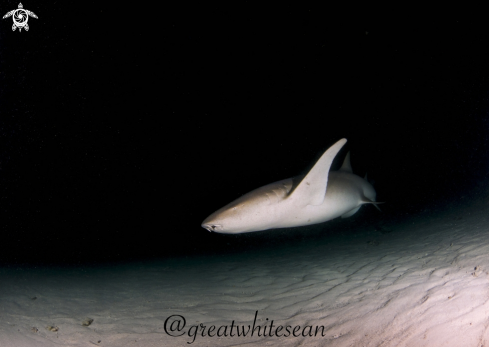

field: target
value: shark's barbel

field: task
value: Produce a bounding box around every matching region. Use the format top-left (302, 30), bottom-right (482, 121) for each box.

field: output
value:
top-left (202, 138), bottom-right (382, 234)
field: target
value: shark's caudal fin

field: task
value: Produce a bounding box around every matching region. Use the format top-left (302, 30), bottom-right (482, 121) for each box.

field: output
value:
top-left (342, 197), bottom-right (384, 218)
top-left (290, 138), bottom-right (347, 207)
top-left (361, 196), bottom-right (384, 211)
top-left (339, 151), bottom-right (353, 173)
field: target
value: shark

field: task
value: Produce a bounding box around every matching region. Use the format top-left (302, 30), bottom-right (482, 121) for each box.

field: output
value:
top-left (201, 138), bottom-right (381, 234)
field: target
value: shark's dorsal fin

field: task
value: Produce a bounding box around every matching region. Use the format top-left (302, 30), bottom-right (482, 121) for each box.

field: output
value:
top-left (339, 151), bottom-right (353, 173)
top-left (290, 138), bottom-right (347, 206)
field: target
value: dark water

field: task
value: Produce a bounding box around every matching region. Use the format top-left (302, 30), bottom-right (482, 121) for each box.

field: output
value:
top-left (0, 5), bottom-right (488, 270)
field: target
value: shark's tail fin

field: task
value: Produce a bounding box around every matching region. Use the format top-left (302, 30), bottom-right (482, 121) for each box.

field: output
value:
top-left (361, 196), bottom-right (384, 212)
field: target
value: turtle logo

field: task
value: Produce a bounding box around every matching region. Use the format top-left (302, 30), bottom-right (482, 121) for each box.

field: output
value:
top-left (3, 3), bottom-right (38, 32)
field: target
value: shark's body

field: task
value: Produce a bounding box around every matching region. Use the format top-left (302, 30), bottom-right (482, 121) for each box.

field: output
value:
top-left (202, 138), bottom-right (380, 234)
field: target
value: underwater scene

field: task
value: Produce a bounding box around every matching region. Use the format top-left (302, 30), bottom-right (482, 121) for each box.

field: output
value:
top-left (1, 4), bottom-right (489, 346)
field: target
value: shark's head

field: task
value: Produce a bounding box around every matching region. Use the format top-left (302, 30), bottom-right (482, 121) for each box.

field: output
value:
top-left (201, 187), bottom-right (283, 234)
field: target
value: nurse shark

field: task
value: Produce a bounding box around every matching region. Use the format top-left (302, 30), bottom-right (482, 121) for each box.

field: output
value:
top-left (202, 138), bottom-right (381, 234)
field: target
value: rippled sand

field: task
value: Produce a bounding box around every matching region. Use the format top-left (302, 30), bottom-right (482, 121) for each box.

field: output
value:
top-left (2, 202), bottom-right (489, 346)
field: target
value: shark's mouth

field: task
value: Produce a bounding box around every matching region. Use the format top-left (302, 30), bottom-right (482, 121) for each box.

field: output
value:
top-left (201, 224), bottom-right (223, 232)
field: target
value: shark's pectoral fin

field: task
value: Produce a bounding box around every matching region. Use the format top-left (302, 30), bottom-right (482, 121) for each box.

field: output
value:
top-left (289, 138), bottom-right (347, 206)
top-left (361, 196), bottom-right (384, 212)
top-left (341, 206), bottom-right (360, 218)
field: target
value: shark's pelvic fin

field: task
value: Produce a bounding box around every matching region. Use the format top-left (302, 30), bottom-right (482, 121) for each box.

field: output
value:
top-left (339, 151), bottom-right (353, 173)
top-left (290, 138), bottom-right (347, 207)
top-left (341, 206), bottom-right (360, 218)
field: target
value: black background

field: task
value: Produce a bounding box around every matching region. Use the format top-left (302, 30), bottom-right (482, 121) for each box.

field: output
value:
top-left (1, 3), bottom-right (488, 265)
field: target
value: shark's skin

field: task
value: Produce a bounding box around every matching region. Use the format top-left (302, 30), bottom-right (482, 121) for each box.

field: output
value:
top-left (202, 138), bottom-right (381, 234)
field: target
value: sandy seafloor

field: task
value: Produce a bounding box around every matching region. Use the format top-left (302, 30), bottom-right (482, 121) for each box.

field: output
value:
top-left (3, 198), bottom-right (489, 346)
